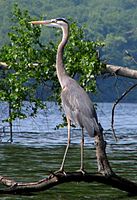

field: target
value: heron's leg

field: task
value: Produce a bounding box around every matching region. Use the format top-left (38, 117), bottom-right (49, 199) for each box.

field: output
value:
top-left (77, 127), bottom-right (85, 174)
top-left (59, 117), bottom-right (71, 172)
top-left (80, 127), bottom-right (84, 171)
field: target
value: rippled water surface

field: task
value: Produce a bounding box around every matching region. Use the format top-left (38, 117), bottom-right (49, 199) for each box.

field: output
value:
top-left (0, 102), bottom-right (137, 199)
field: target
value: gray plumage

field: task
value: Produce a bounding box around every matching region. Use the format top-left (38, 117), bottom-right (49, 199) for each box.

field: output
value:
top-left (31, 18), bottom-right (100, 172)
top-left (61, 75), bottom-right (99, 137)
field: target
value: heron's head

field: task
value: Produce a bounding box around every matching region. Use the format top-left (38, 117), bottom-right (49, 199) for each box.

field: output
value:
top-left (30, 18), bottom-right (68, 29)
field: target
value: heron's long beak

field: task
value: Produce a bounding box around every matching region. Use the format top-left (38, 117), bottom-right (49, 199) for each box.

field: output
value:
top-left (29, 20), bottom-right (51, 25)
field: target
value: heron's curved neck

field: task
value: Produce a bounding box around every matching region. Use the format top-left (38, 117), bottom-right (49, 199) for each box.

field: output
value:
top-left (56, 25), bottom-right (69, 88)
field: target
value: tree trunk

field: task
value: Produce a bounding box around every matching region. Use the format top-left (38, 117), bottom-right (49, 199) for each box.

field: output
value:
top-left (94, 124), bottom-right (113, 176)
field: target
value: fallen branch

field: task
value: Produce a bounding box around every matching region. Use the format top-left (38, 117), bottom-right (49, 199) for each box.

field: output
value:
top-left (105, 64), bottom-right (137, 79)
top-left (0, 172), bottom-right (137, 195)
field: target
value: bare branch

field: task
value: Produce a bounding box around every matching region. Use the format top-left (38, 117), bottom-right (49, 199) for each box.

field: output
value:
top-left (105, 64), bottom-right (137, 79)
top-left (111, 83), bottom-right (137, 140)
top-left (0, 62), bottom-right (8, 70)
top-left (0, 172), bottom-right (137, 195)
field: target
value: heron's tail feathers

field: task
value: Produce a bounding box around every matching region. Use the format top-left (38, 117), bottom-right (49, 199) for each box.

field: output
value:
top-left (84, 117), bottom-right (102, 137)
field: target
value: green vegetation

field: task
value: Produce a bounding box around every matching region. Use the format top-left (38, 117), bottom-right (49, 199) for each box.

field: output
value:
top-left (0, 5), bottom-right (103, 123)
top-left (0, 0), bottom-right (137, 124)
top-left (0, 0), bottom-right (137, 67)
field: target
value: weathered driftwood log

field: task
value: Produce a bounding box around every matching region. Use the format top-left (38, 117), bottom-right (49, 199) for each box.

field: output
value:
top-left (0, 172), bottom-right (137, 195)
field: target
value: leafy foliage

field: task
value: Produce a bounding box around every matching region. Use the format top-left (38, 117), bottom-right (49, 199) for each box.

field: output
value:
top-left (0, 0), bottom-right (137, 67)
top-left (0, 5), bottom-right (45, 121)
top-left (0, 5), bottom-right (103, 123)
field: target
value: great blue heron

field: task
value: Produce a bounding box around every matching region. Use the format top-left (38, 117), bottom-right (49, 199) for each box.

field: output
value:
top-left (30, 18), bottom-right (100, 173)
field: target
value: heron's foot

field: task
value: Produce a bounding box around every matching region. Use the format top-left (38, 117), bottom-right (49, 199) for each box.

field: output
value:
top-left (54, 168), bottom-right (67, 175)
top-left (76, 168), bottom-right (86, 175)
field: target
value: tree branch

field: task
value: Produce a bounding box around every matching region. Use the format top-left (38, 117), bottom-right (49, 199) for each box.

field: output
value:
top-left (0, 62), bottom-right (8, 70)
top-left (105, 64), bottom-right (137, 79)
top-left (0, 172), bottom-right (137, 195)
top-left (111, 83), bottom-right (137, 139)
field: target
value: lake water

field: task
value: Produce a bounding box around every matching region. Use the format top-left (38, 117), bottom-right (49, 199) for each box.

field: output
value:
top-left (0, 102), bottom-right (137, 199)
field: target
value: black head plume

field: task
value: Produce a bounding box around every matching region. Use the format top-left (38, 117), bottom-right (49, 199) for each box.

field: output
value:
top-left (56, 18), bottom-right (68, 24)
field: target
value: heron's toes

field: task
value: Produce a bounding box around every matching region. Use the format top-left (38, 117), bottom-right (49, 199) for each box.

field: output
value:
top-left (54, 168), bottom-right (67, 175)
top-left (76, 168), bottom-right (86, 175)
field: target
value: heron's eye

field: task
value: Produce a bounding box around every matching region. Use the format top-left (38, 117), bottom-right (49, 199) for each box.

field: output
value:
top-left (51, 19), bottom-right (57, 23)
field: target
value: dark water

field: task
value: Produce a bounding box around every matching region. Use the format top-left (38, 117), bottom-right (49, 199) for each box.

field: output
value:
top-left (0, 103), bottom-right (137, 199)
